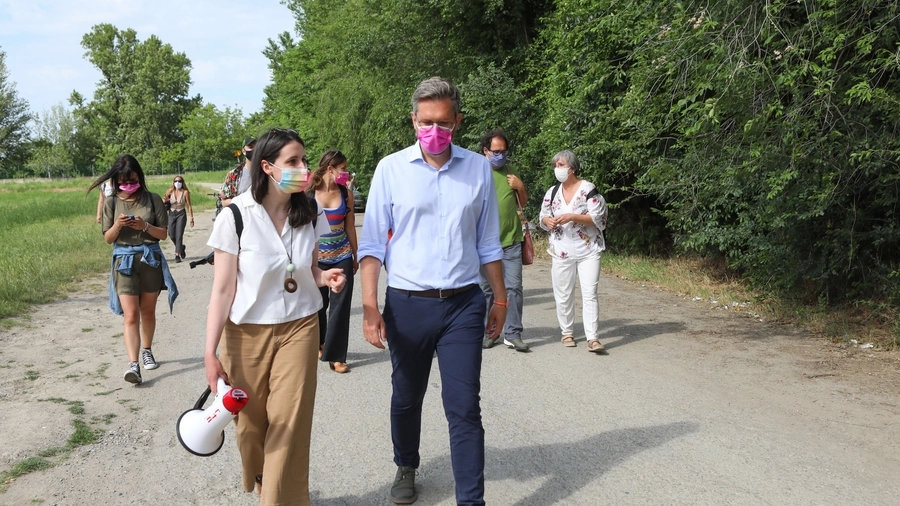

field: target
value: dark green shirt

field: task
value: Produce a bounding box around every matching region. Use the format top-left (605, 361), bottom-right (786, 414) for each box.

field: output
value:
top-left (490, 165), bottom-right (524, 248)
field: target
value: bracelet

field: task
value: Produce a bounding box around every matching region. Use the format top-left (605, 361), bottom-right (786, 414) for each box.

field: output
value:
top-left (493, 300), bottom-right (508, 307)
top-left (142, 222), bottom-right (150, 233)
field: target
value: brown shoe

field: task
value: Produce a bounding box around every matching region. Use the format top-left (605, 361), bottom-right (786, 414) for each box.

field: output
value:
top-left (587, 339), bottom-right (607, 354)
top-left (561, 335), bottom-right (576, 347)
top-left (329, 361), bottom-right (349, 373)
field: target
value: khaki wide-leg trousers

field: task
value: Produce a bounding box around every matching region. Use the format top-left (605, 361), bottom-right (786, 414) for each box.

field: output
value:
top-left (220, 314), bottom-right (318, 506)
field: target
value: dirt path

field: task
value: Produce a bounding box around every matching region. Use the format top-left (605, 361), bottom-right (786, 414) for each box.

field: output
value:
top-left (1, 208), bottom-right (899, 505)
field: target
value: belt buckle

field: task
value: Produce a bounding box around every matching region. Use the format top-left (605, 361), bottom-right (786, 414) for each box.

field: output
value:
top-left (438, 288), bottom-right (449, 299)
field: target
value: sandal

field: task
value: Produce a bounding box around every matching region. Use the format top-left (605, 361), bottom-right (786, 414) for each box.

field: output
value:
top-left (587, 339), bottom-right (607, 354)
top-left (561, 335), bottom-right (576, 347)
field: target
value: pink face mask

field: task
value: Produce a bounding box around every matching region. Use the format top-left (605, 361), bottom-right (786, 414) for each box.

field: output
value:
top-left (334, 171), bottom-right (350, 186)
top-left (417, 125), bottom-right (453, 155)
top-left (119, 182), bottom-right (141, 194)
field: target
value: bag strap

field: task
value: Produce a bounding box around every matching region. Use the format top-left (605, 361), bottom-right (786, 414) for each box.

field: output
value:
top-left (228, 203), bottom-right (243, 252)
top-left (550, 184), bottom-right (599, 216)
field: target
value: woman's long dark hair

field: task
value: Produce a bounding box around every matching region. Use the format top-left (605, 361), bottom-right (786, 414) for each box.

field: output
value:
top-left (250, 128), bottom-right (315, 228)
top-left (88, 154), bottom-right (150, 207)
top-left (307, 150), bottom-right (347, 193)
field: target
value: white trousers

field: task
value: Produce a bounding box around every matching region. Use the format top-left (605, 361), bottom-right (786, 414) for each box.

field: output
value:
top-left (550, 252), bottom-right (602, 340)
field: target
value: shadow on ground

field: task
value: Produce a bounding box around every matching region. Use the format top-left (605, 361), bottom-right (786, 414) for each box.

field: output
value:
top-left (310, 421), bottom-right (697, 505)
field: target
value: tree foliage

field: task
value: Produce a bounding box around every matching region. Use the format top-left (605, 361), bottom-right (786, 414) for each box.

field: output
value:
top-left (71, 24), bottom-right (200, 169)
top-left (261, 0), bottom-right (899, 304)
top-left (26, 103), bottom-right (78, 177)
top-left (164, 103), bottom-right (246, 170)
top-left (0, 48), bottom-right (32, 172)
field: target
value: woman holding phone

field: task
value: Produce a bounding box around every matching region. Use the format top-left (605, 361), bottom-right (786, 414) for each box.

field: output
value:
top-left (89, 154), bottom-right (177, 385)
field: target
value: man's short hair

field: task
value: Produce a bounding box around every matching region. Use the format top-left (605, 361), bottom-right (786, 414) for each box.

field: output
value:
top-left (480, 129), bottom-right (509, 153)
top-left (411, 77), bottom-right (461, 115)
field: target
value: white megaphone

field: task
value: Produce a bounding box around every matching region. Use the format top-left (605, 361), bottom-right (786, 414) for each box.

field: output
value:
top-left (176, 377), bottom-right (249, 457)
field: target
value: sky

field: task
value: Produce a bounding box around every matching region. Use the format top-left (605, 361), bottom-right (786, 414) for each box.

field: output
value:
top-left (0, 0), bottom-right (297, 120)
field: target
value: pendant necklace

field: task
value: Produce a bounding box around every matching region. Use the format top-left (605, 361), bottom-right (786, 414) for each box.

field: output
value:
top-left (284, 226), bottom-right (298, 293)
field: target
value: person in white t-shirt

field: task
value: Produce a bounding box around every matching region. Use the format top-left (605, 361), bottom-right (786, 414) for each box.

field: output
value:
top-left (95, 180), bottom-right (115, 223)
top-left (538, 149), bottom-right (609, 354)
top-left (204, 128), bottom-right (346, 505)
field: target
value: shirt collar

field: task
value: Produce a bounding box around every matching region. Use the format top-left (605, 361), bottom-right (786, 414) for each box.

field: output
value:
top-left (407, 141), bottom-right (464, 168)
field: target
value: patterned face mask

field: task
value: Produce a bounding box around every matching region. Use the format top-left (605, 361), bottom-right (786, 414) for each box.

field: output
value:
top-left (268, 163), bottom-right (310, 193)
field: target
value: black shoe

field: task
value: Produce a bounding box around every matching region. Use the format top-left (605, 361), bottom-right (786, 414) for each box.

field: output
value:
top-left (390, 466), bottom-right (417, 504)
top-left (175, 256), bottom-right (182, 263)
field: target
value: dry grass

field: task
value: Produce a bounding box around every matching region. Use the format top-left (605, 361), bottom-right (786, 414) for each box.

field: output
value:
top-left (531, 233), bottom-right (900, 349)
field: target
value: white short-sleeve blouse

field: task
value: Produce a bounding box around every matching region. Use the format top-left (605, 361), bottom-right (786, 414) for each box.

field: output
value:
top-left (207, 192), bottom-right (330, 325)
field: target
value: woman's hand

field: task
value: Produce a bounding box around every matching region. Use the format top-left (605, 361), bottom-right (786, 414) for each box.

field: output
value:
top-left (322, 268), bottom-right (347, 293)
top-left (205, 354), bottom-right (229, 394)
top-left (189, 217), bottom-right (195, 228)
top-left (352, 257), bottom-right (359, 275)
top-left (126, 215), bottom-right (146, 230)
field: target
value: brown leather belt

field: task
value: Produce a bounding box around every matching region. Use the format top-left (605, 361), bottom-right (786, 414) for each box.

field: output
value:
top-left (390, 284), bottom-right (478, 299)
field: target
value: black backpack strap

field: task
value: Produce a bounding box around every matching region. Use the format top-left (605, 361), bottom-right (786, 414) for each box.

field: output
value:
top-left (585, 188), bottom-right (599, 200)
top-left (227, 203), bottom-right (243, 251)
top-left (550, 183), bottom-right (561, 216)
top-left (307, 194), bottom-right (318, 229)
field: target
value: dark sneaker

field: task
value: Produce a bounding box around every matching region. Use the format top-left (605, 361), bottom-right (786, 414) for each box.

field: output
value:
top-left (503, 337), bottom-right (530, 352)
top-left (124, 362), bottom-right (142, 384)
top-left (175, 256), bottom-right (182, 263)
top-left (141, 348), bottom-right (159, 370)
top-left (390, 465), bottom-right (417, 504)
top-left (483, 337), bottom-right (496, 349)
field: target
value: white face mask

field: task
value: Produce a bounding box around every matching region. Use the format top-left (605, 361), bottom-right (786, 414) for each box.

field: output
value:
top-left (174, 182), bottom-right (183, 189)
top-left (554, 167), bottom-right (570, 183)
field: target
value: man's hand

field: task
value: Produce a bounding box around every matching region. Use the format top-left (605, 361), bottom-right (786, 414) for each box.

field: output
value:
top-left (362, 306), bottom-right (387, 349)
top-left (485, 303), bottom-right (507, 339)
top-left (507, 174), bottom-right (524, 191)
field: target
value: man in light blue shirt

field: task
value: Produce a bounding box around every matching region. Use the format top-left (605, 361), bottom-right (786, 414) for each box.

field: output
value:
top-left (359, 77), bottom-right (507, 506)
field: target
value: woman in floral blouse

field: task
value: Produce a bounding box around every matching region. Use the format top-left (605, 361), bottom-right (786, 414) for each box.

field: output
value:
top-left (538, 149), bottom-right (609, 353)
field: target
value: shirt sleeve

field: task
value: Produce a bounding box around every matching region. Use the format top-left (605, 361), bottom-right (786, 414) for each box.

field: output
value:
top-left (357, 161), bottom-right (391, 263)
top-left (584, 184), bottom-right (608, 231)
top-left (538, 187), bottom-right (554, 231)
top-left (475, 161), bottom-right (503, 265)
top-left (207, 205), bottom-right (240, 255)
top-left (101, 196), bottom-right (115, 233)
top-left (314, 205), bottom-right (331, 239)
top-left (152, 193), bottom-right (167, 228)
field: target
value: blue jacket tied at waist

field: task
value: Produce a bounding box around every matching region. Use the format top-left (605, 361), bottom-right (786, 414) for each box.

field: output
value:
top-left (108, 243), bottom-right (179, 315)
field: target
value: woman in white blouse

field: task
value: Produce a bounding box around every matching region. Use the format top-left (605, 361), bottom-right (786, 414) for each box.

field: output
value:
top-left (538, 149), bottom-right (609, 353)
top-left (204, 128), bottom-right (346, 505)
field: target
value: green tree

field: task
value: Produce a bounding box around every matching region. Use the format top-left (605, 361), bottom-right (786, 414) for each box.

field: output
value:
top-left (0, 48), bottom-right (32, 175)
top-left (26, 103), bottom-right (78, 178)
top-left (164, 103), bottom-right (246, 171)
top-left (264, 0), bottom-right (549, 183)
top-left (72, 24), bottom-right (200, 169)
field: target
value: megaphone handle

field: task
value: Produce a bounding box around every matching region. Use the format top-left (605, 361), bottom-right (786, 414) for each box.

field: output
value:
top-left (194, 387), bottom-right (212, 410)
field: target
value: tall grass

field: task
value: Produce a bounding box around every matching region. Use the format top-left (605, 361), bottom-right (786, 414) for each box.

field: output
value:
top-left (0, 178), bottom-right (217, 321)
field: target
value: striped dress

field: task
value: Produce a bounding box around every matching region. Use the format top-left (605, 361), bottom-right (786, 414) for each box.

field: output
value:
top-left (318, 197), bottom-right (352, 265)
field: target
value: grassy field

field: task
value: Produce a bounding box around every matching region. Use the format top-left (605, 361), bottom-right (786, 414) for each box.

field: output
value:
top-left (0, 176), bottom-right (221, 323)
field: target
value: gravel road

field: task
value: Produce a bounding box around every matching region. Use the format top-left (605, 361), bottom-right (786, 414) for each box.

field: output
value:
top-left (1, 208), bottom-right (898, 505)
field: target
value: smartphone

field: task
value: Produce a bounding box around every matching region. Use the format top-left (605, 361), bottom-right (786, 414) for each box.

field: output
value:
top-left (125, 214), bottom-right (135, 220)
